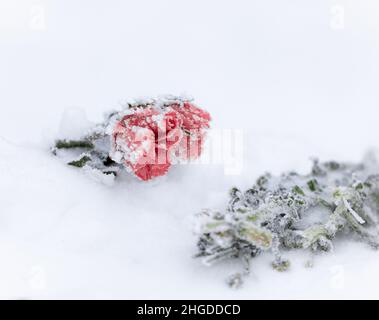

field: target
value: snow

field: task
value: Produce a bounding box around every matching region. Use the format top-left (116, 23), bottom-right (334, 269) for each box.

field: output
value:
top-left (1, 0), bottom-right (379, 299)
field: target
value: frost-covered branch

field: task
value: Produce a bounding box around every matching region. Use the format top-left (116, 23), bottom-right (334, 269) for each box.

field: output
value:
top-left (194, 156), bottom-right (379, 288)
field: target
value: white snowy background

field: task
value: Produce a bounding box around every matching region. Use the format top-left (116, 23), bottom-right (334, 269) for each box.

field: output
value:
top-left (1, 0), bottom-right (379, 299)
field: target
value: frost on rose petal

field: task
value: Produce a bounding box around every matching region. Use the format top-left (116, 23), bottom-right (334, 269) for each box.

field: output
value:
top-left (111, 108), bottom-right (182, 181)
top-left (52, 95), bottom-right (211, 181)
top-left (194, 154), bottom-right (379, 287)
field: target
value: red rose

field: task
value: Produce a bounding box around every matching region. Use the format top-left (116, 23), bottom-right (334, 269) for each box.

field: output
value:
top-left (111, 100), bottom-right (211, 181)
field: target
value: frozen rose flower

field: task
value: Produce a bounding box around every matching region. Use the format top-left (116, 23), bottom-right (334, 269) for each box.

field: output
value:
top-left (111, 107), bottom-right (183, 181)
top-left (111, 99), bottom-right (211, 181)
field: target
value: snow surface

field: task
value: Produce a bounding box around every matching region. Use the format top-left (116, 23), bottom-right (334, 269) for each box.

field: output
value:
top-left (1, 0), bottom-right (379, 299)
